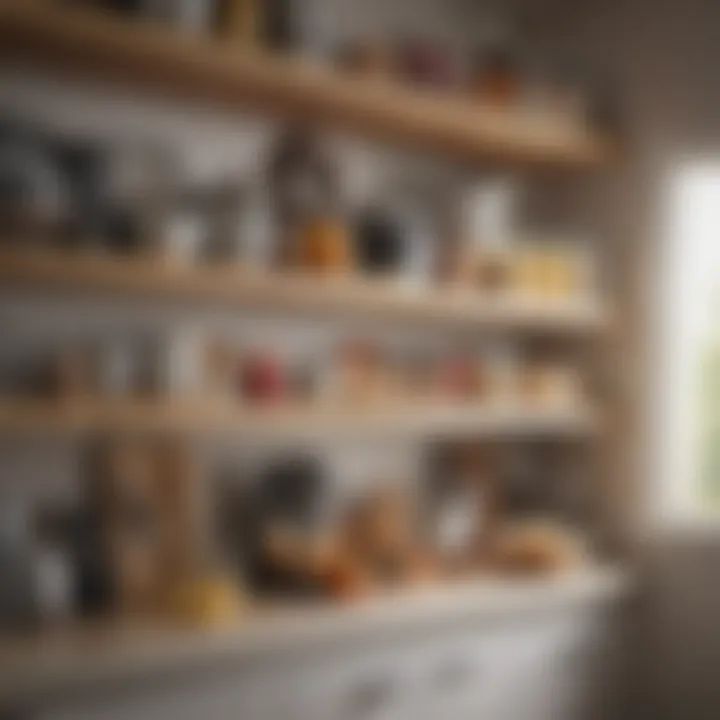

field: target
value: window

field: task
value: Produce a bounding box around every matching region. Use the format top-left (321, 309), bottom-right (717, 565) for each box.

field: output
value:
top-left (661, 164), bottom-right (720, 519)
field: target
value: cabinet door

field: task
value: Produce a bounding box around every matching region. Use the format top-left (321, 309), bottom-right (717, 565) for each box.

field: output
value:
top-left (410, 632), bottom-right (495, 719)
top-left (39, 611), bottom-right (619, 720)
top-left (414, 612), bottom-right (615, 720)
top-left (300, 645), bottom-right (419, 720)
top-left (489, 612), bottom-right (614, 720)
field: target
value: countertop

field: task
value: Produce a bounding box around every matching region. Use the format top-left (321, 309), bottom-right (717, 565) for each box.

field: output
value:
top-left (0, 566), bottom-right (632, 709)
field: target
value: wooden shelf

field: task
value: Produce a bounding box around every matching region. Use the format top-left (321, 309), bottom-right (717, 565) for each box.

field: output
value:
top-left (0, 567), bottom-right (631, 708)
top-left (0, 4), bottom-right (612, 168)
top-left (0, 398), bottom-right (600, 440)
top-left (0, 249), bottom-right (610, 334)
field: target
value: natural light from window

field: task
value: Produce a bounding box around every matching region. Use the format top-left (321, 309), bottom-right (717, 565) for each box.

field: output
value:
top-left (662, 164), bottom-right (720, 519)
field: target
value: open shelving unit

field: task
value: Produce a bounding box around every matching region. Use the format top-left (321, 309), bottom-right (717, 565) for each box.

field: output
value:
top-left (0, 2), bottom-right (613, 168)
top-left (0, 3), bottom-right (627, 709)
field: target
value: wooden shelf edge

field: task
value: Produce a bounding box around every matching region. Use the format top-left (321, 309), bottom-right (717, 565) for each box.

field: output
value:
top-left (0, 398), bottom-right (601, 439)
top-left (0, 4), bottom-right (614, 168)
top-left (0, 249), bottom-right (611, 333)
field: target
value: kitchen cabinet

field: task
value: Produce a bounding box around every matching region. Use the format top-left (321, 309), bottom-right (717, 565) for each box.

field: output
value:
top-left (37, 607), bottom-right (622, 720)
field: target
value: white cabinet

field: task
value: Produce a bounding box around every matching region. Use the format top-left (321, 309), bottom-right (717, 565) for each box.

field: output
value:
top-left (38, 610), bottom-right (618, 720)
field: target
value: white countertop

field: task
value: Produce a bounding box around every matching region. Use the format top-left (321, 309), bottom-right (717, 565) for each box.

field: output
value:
top-left (0, 567), bottom-right (632, 709)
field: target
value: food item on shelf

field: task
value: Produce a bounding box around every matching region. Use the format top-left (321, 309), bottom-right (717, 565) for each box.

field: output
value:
top-left (510, 241), bottom-right (595, 300)
top-left (519, 359), bottom-right (583, 407)
top-left (150, 176), bottom-right (246, 267)
top-left (454, 180), bottom-right (516, 291)
top-left (355, 210), bottom-right (405, 275)
top-left (336, 487), bottom-right (430, 589)
top-left (96, 441), bottom-right (162, 615)
top-left (242, 455), bottom-right (329, 597)
top-left (356, 192), bottom-right (436, 285)
top-left (239, 350), bottom-right (286, 404)
top-left (471, 46), bottom-right (522, 107)
top-left (268, 128), bottom-right (340, 266)
top-left (292, 215), bottom-right (354, 274)
top-left (0, 502), bottom-right (77, 629)
top-left (436, 354), bottom-right (485, 401)
top-left (160, 574), bottom-right (245, 627)
top-left (89, 440), bottom-right (208, 616)
top-left (514, 246), bottom-right (558, 298)
top-left (154, 442), bottom-right (210, 576)
top-left (324, 553), bottom-right (375, 602)
top-left (490, 519), bottom-right (589, 575)
top-left (424, 444), bottom-right (499, 574)
top-left (449, 246), bottom-right (511, 291)
top-left (473, 250), bottom-right (513, 292)
top-left (511, 246), bottom-right (540, 296)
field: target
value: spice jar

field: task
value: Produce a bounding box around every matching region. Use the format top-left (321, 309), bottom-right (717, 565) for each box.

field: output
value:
top-left (455, 180), bottom-right (516, 292)
top-left (292, 215), bottom-right (354, 274)
top-left (239, 350), bottom-right (287, 405)
top-left (268, 129), bottom-right (341, 268)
